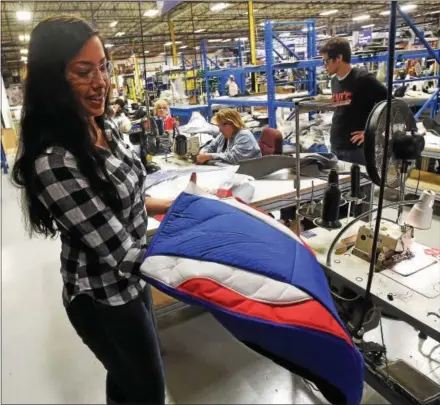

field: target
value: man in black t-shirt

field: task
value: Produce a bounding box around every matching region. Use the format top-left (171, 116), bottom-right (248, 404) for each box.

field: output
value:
top-left (320, 38), bottom-right (387, 165)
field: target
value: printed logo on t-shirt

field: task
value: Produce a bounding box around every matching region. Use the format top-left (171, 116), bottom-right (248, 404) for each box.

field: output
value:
top-left (332, 91), bottom-right (352, 102)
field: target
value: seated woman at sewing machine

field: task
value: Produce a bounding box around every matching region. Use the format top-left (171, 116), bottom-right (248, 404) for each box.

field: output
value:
top-left (196, 108), bottom-right (261, 165)
top-left (154, 99), bottom-right (176, 132)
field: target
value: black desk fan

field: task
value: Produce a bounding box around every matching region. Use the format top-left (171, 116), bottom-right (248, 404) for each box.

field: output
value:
top-left (364, 98), bottom-right (425, 224)
top-left (364, 98), bottom-right (424, 192)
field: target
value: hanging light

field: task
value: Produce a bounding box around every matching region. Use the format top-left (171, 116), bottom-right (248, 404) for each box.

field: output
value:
top-left (352, 14), bottom-right (371, 22)
top-left (210, 3), bottom-right (230, 12)
top-left (144, 9), bottom-right (159, 17)
top-left (16, 11), bottom-right (32, 21)
top-left (320, 9), bottom-right (338, 16)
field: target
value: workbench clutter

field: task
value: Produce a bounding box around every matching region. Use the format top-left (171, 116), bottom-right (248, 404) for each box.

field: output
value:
top-left (280, 112), bottom-right (333, 153)
top-left (140, 179), bottom-right (364, 405)
top-left (145, 167), bottom-right (255, 204)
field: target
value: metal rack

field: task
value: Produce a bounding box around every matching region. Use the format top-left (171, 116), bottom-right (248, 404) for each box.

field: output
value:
top-left (201, 39), bottom-right (245, 97)
top-left (203, 20), bottom-right (317, 123)
top-left (202, 19), bottom-right (438, 126)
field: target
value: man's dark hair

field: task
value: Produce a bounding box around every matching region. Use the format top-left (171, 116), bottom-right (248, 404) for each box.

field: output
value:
top-left (320, 37), bottom-right (351, 63)
top-left (114, 98), bottom-right (126, 109)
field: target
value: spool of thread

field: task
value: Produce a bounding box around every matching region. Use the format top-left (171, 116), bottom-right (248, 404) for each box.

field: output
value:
top-left (153, 117), bottom-right (164, 136)
top-left (350, 164), bottom-right (361, 198)
top-left (316, 183), bottom-right (342, 229)
top-left (328, 169), bottom-right (339, 185)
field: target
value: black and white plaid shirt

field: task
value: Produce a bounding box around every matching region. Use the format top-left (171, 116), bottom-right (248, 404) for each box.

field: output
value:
top-left (34, 126), bottom-right (147, 306)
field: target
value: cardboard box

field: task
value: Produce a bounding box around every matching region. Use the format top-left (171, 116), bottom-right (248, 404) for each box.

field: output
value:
top-left (151, 286), bottom-right (176, 308)
top-left (276, 85), bottom-right (295, 94)
top-left (1, 128), bottom-right (17, 154)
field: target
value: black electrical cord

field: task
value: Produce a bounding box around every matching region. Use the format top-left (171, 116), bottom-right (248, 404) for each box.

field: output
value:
top-left (415, 164), bottom-right (421, 195)
top-left (352, 0), bottom-right (398, 340)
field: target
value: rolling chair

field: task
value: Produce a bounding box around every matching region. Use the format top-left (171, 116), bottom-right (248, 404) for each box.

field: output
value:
top-left (258, 127), bottom-right (283, 156)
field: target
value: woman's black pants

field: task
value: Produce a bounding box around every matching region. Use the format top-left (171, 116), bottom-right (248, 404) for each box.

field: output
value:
top-left (66, 287), bottom-right (165, 404)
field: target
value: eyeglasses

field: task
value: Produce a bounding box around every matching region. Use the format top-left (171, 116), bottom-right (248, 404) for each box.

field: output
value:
top-left (323, 58), bottom-right (334, 66)
top-left (69, 61), bottom-right (113, 84)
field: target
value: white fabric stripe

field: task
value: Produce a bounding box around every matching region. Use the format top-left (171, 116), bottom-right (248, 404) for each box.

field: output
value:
top-left (183, 181), bottom-right (303, 244)
top-left (141, 256), bottom-right (311, 305)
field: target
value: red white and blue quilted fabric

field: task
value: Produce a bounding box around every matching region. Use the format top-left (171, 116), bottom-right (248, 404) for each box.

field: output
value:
top-left (140, 183), bottom-right (364, 404)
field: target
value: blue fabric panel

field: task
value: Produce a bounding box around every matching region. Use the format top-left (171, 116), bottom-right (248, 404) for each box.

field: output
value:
top-left (141, 272), bottom-right (364, 405)
top-left (213, 311), bottom-right (364, 405)
top-left (147, 192), bottom-right (343, 326)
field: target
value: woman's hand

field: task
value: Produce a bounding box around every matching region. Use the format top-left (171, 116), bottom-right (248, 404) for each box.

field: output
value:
top-left (145, 198), bottom-right (174, 216)
top-left (196, 153), bottom-right (213, 164)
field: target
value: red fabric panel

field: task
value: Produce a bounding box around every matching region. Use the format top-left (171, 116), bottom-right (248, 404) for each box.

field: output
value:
top-left (178, 277), bottom-right (353, 346)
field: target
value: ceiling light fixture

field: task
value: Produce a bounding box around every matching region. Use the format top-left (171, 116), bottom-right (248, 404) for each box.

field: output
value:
top-left (179, 45), bottom-right (188, 49)
top-left (164, 41), bottom-right (172, 46)
top-left (115, 32), bottom-right (125, 37)
top-left (20, 49), bottom-right (28, 54)
top-left (401, 4), bottom-right (417, 12)
top-left (222, 39), bottom-right (232, 42)
top-left (320, 9), bottom-right (338, 16)
top-left (362, 24), bottom-right (375, 28)
top-left (425, 10), bottom-right (440, 14)
top-left (353, 14), bottom-right (371, 21)
top-left (279, 32), bottom-right (290, 37)
top-left (110, 21), bottom-right (118, 28)
top-left (160, 52), bottom-right (166, 55)
top-left (208, 39), bottom-right (223, 42)
top-left (238, 37), bottom-right (248, 41)
top-left (144, 9), bottom-right (159, 17)
top-left (21, 56), bottom-right (28, 62)
top-left (194, 28), bottom-right (206, 33)
top-left (19, 34), bottom-right (30, 41)
top-left (16, 11), bottom-right (32, 21)
top-left (381, 4), bottom-right (417, 16)
top-left (104, 44), bottom-right (114, 48)
top-left (144, 50), bottom-right (150, 54)
top-left (210, 2), bottom-right (230, 12)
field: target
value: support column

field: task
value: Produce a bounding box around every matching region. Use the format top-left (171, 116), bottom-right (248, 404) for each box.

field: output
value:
top-left (248, 0), bottom-right (258, 92)
top-left (109, 52), bottom-right (119, 97)
top-left (168, 20), bottom-right (178, 66)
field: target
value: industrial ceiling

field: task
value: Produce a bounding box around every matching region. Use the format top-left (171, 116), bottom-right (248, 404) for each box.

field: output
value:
top-left (1, 0), bottom-right (439, 75)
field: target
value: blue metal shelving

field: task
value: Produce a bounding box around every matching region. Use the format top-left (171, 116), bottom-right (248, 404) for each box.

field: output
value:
top-left (201, 39), bottom-right (245, 99)
top-left (202, 18), bottom-right (439, 127)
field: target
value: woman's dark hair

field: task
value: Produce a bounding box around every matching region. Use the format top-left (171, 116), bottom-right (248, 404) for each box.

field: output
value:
top-left (319, 37), bottom-right (352, 63)
top-left (12, 15), bottom-right (119, 237)
top-left (113, 98), bottom-right (126, 116)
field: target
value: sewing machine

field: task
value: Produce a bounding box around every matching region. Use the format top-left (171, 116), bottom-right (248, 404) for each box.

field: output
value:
top-left (172, 133), bottom-right (204, 160)
top-left (352, 220), bottom-right (415, 271)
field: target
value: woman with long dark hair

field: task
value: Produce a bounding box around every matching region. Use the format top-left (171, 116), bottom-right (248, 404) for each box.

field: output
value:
top-left (12, 15), bottom-right (170, 404)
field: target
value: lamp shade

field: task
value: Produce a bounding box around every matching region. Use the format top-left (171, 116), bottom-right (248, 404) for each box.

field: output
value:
top-left (406, 190), bottom-right (436, 230)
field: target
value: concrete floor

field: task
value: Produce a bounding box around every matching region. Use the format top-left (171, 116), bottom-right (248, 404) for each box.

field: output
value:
top-left (2, 172), bottom-right (440, 404)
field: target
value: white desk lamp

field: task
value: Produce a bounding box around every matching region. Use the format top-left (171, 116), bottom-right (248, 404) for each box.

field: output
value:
top-left (405, 189), bottom-right (436, 230)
